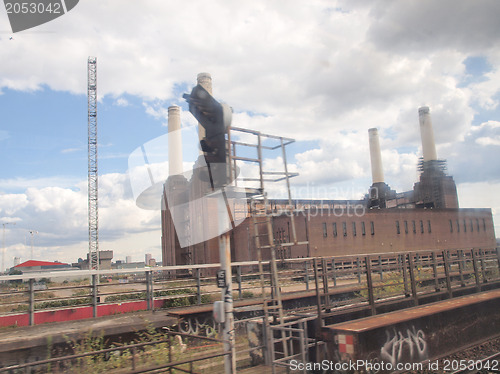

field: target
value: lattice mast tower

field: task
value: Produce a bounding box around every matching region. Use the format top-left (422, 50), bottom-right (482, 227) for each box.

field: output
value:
top-left (87, 57), bottom-right (99, 270)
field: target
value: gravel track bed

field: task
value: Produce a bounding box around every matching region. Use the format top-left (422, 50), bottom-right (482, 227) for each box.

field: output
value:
top-left (405, 336), bottom-right (500, 374)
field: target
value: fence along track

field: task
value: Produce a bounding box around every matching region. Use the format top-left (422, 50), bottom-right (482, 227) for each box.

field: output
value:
top-left (0, 248), bottom-right (498, 328)
top-left (0, 249), bottom-right (499, 372)
top-left (0, 330), bottom-right (230, 374)
top-left (312, 248), bottom-right (500, 321)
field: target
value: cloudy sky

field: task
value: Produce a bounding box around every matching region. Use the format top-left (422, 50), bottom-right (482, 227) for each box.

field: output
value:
top-left (1, 0), bottom-right (499, 268)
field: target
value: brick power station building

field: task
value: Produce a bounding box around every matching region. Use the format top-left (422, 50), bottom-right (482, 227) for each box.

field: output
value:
top-left (161, 74), bottom-right (496, 273)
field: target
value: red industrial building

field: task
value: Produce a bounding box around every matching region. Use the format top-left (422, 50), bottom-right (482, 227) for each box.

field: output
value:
top-left (12, 260), bottom-right (71, 274)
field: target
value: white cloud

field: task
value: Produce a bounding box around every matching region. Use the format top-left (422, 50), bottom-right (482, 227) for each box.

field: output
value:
top-left (143, 101), bottom-right (169, 125)
top-left (0, 193), bottom-right (29, 215)
top-left (472, 121), bottom-right (500, 131)
top-left (365, 0), bottom-right (500, 54)
top-left (442, 120), bottom-right (500, 183)
top-left (1, 0), bottom-right (500, 259)
top-left (0, 0), bottom-right (497, 151)
top-left (381, 149), bottom-right (420, 192)
top-left (295, 145), bottom-right (365, 185)
top-left (476, 137), bottom-right (500, 146)
top-left (469, 68), bottom-right (500, 111)
top-left (0, 176), bottom-right (83, 192)
top-left (114, 97), bottom-right (129, 107)
top-left (471, 121), bottom-right (500, 147)
top-left (0, 171), bottom-right (160, 264)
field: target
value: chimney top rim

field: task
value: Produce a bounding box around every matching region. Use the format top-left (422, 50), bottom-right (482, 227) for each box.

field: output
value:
top-left (419, 106), bottom-right (430, 114)
top-left (197, 72), bottom-right (212, 80)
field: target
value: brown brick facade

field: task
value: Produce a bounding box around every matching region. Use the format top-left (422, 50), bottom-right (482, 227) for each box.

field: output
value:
top-left (163, 202), bottom-right (496, 267)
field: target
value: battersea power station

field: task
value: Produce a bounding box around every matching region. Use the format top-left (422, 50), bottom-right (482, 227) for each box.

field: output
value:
top-left (161, 73), bottom-right (496, 273)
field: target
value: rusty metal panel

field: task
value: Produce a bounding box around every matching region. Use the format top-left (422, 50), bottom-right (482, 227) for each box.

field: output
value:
top-left (324, 289), bottom-right (500, 369)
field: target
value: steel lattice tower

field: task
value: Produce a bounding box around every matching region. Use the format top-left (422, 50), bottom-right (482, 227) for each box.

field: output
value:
top-left (87, 57), bottom-right (99, 270)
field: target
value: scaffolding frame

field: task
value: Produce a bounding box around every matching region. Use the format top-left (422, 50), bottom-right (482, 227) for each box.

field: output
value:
top-left (228, 127), bottom-right (308, 326)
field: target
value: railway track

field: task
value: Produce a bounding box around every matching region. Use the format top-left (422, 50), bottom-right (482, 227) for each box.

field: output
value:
top-left (447, 339), bottom-right (500, 374)
top-left (404, 336), bottom-right (500, 374)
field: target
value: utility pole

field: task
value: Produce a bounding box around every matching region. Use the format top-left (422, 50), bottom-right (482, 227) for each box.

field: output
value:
top-left (219, 213), bottom-right (236, 372)
top-left (87, 57), bottom-right (99, 270)
top-left (2, 222), bottom-right (15, 273)
top-left (28, 230), bottom-right (38, 260)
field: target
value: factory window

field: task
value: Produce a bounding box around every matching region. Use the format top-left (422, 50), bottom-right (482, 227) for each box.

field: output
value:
top-left (412, 220), bottom-right (416, 234)
top-left (449, 220), bottom-right (453, 233)
top-left (463, 219), bottom-right (467, 233)
top-left (427, 220), bottom-right (432, 233)
top-left (476, 218), bottom-right (480, 232)
top-left (352, 222), bottom-right (357, 236)
top-left (470, 219), bottom-right (474, 232)
top-left (404, 221), bottom-right (408, 234)
top-left (456, 219), bottom-right (460, 233)
top-left (370, 221), bottom-right (375, 235)
top-left (322, 223), bottom-right (328, 238)
top-left (420, 220), bottom-right (424, 234)
top-left (361, 222), bottom-right (366, 236)
top-left (483, 218), bottom-right (486, 231)
top-left (396, 220), bottom-right (400, 234)
top-left (343, 222), bottom-right (347, 237)
top-left (333, 222), bottom-right (338, 237)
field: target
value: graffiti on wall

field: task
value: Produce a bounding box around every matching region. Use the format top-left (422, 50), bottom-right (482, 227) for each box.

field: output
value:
top-left (380, 325), bottom-right (428, 366)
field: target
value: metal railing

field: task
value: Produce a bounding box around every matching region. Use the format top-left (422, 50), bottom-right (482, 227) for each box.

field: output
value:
top-left (0, 248), bottom-right (499, 373)
top-left (0, 330), bottom-right (229, 374)
top-left (313, 248), bottom-right (500, 321)
top-left (0, 248), bottom-right (499, 327)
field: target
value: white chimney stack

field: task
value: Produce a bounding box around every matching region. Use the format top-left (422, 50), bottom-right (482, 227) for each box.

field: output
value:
top-left (196, 72), bottom-right (212, 143)
top-left (168, 106), bottom-right (183, 176)
top-left (418, 106), bottom-right (438, 161)
top-left (368, 128), bottom-right (384, 184)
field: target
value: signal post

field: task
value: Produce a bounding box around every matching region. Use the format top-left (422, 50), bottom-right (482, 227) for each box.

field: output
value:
top-left (183, 82), bottom-right (236, 373)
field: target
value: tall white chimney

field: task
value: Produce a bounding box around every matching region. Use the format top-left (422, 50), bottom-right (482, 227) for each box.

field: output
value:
top-left (418, 106), bottom-right (438, 161)
top-left (196, 72), bottom-right (212, 143)
top-left (168, 106), bottom-right (183, 176)
top-left (368, 128), bottom-right (384, 184)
